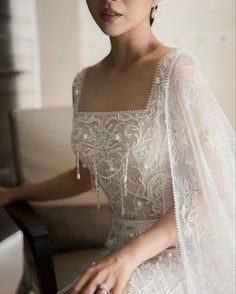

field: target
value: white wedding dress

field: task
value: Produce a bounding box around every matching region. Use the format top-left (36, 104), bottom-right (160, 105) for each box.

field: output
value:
top-left (58, 47), bottom-right (235, 294)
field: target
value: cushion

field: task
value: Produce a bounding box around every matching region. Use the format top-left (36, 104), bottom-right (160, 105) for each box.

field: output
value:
top-left (32, 202), bottom-right (113, 253)
top-left (10, 106), bottom-right (109, 204)
top-left (11, 107), bottom-right (74, 185)
top-left (10, 107), bottom-right (112, 250)
top-left (53, 247), bottom-right (109, 291)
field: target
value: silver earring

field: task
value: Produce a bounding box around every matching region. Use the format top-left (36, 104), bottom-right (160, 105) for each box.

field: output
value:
top-left (151, 4), bottom-right (158, 19)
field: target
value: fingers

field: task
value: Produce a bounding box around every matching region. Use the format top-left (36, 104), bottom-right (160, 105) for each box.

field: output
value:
top-left (71, 266), bottom-right (97, 293)
top-left (65, 257), bottom-right (130, 294)
top-left (94, 281), bottom-right (113, 294)
top-left (95, 276), bottom-right (115, 294)
top-left (112, 280), bottom-right (129, 294)
top-left (79, 271), bottom-right (107, 294)
top-left (80, 274), bottom-right (115, 294)
top-left (66, 271), bottom-right (128, 294)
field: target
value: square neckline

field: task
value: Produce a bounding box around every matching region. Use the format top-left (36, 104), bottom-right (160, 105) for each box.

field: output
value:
top-left (74, 47), bottom-right (179, 116)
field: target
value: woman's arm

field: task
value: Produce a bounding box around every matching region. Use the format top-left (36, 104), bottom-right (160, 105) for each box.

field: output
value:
top-left (0, 161), bottom-right (92, 206)
top-left (66, 206), bottom-right (178, 294)
top-left (119, 205), bottom-right (178, 268)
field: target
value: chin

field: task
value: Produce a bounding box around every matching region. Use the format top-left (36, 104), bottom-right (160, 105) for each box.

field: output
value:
top-left (93, 15), bottom-right (127, 36)
top-left (100, 27), bottom-right (124, 37)
top-left (95, 22), bottom-right (124, 37)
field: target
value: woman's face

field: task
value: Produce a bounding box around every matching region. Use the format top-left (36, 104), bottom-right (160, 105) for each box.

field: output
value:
top-left (86, 0), bottom-right (157, 36)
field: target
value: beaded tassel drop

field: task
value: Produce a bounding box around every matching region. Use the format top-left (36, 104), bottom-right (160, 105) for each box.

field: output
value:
top-left (76, 149), bottom-right (100, 211)
top-left (121, 150), bottom-right (129, 217)
top-left (92, 160), bottom-right (100, 211)
top-left (76, 151), bottom-right (80, 180)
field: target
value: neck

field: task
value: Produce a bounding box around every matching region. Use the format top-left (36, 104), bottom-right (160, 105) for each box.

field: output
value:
top-left (106, 21), bottom-right (163, 72)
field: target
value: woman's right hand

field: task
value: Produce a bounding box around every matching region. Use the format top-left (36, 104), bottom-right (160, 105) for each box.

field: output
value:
top-left (0, 187), bottom-right (14, 207)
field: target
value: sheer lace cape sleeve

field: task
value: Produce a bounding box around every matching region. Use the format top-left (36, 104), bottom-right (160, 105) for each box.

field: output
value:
top-left (165, 49), bottom-right (235, 293)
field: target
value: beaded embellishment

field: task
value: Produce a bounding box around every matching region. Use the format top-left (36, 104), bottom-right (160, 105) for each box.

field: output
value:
top-left (71, 47), bottom-right (180, 216)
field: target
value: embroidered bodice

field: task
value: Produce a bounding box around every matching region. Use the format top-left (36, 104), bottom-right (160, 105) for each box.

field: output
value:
top-left (58, 46), bottom-right (235, 294)
top-left (71, 47), bottom-right (180, 254)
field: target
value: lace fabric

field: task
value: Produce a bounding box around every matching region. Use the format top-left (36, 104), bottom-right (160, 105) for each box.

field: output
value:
top-left (59, 47), bottom-right (235, 294)
top-left (165, 49), bottom-right (235, 293)
top-left (71, 47), bottom-right (178, 221)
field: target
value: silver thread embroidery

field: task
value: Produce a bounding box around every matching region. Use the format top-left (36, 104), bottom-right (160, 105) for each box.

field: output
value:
top-left (76, 148), bottom-right (80, 180)
top-left (121, 149), bottom-right (130, 216)
top-left (93, 160), bottom-right (101, 211)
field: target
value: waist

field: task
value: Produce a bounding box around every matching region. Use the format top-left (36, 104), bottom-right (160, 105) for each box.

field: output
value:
top-left (112, 215), bottom-right (160, 226)
top-left (104, 214), bottom-right (178, 251)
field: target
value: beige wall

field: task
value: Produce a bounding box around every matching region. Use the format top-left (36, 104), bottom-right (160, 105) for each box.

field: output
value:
top-left (36, 0), bottom-right (235, 128)
top-left (9, 0), bottom-right (41, 109)
top-left (36, 0), bottom-right (79, 107)
top-left (77, 0), bottom-right (235, 129)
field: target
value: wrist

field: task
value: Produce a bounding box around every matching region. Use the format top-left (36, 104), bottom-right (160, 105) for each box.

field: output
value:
top-left (116, 248), bottom-right (139, 270)
top-left (117, 236), bottom-right (145, 269)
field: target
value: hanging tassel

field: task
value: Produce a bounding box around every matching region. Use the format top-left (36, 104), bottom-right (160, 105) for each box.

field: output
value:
top-left (93, 160), bottom-right (101, 211)
top-left (76, 151), bottom-right (80, 180)
top-left (123, 150), bottom-right (129, 198)
top-left (121, 149), bottom-right (130, 217)
top-left (121, 171), bottom-right (125, 217)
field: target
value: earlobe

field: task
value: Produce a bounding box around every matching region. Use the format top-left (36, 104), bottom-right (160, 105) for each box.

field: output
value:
top-left (151, 2), bottom-right (159, 20)
top-left (151, 7), bottom-right (158, 19)
top-left (152, 1), bottom-right (157, 8)
top-left (153, 0), bottom-right (160, 6)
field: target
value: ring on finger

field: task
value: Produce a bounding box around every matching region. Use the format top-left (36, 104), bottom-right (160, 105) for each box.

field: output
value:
top-left (97, 282), bottom-right (111, 293)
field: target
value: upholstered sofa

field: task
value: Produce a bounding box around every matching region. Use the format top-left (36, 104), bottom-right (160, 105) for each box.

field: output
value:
top-left (5, 106), bottom-right (113, 293)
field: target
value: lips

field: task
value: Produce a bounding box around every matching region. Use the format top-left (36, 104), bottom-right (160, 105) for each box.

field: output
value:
top-left (100, 7), bottom-right (122, 16)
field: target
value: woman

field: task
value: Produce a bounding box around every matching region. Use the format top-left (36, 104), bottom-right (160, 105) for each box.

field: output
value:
top-left (1, 0), bottom-right (235, 293)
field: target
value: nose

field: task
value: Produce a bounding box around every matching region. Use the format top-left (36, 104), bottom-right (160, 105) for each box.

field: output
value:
top-left (105, 0), bottom-right (116, 4)
top-left (104, 0), bottom-right (116, 8)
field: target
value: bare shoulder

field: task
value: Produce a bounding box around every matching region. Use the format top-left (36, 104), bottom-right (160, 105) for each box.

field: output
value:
top-left (85, 47), bottom-right (174, 73)
top-left (144, 46), bottom-right (177, 63)
top-left (84, 57), bottom-right (107, 78)
top-left (82, 46), bottom-right (178, 83)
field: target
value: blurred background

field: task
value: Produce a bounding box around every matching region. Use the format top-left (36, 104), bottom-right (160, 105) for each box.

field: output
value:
top-left (0, 0), bottom-right (235, 293)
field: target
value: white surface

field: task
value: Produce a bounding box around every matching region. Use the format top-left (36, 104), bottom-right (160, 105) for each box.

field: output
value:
top-left (0, 231), bottom-right (24, 294)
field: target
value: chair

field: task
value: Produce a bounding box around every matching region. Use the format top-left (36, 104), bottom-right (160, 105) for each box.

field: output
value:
top-left (4, 106), bottom-right (113, 294)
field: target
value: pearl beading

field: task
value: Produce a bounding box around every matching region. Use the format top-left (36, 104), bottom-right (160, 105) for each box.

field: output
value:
top-left (72, 47), bottom-right (183, 216)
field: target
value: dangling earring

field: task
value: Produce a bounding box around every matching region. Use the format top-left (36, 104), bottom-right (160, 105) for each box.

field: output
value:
top-left (151, 4), bottom-right (158, 19)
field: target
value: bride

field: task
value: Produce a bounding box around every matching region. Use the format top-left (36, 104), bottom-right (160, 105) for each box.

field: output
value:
top-left (1, 0), bottom-right (235, 293)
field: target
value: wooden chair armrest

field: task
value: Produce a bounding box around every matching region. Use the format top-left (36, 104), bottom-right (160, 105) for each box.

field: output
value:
top-left (4, 201), bottom-right (58, 294)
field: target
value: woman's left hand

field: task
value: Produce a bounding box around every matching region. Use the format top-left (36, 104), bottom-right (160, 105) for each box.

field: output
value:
top-left (64, 249), bottom-right (136, 294)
